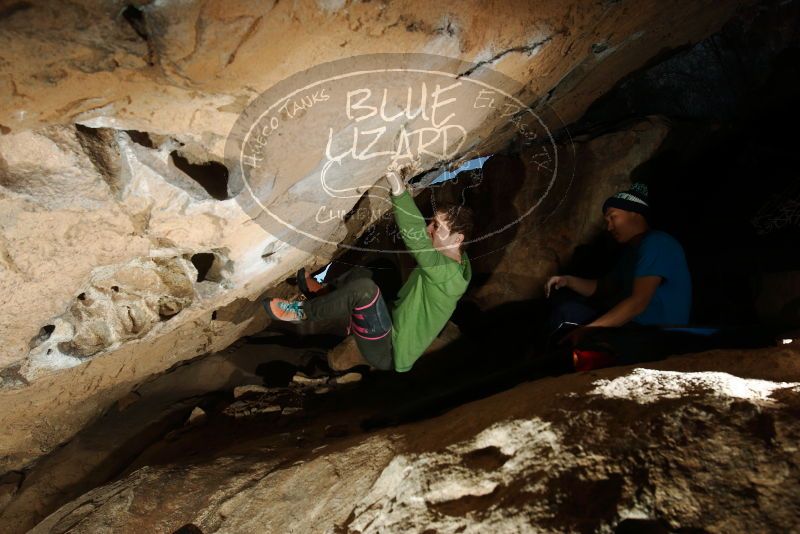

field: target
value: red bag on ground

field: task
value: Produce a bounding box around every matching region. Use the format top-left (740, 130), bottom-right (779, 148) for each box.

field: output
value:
top-left (572, 348), bottom-right (616, 372)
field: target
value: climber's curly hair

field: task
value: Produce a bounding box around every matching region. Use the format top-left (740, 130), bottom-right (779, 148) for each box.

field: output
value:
top-left (434, 202), bottom-right (476, 248)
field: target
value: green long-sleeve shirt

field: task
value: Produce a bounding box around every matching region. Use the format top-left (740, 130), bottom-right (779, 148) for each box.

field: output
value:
top-left (390, 190), bottom-right (471, 372)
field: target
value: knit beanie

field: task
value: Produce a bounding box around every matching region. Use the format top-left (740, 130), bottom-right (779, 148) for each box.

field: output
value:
top-left (602, 182), bottom-right (650, 217)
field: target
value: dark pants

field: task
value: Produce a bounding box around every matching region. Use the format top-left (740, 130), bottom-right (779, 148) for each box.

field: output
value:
top-left (541, 288), bottom-right (606, 370)
top-left (545, 288), bottom-right (656, 372)
top-left (547, 288), bottom-right (602, 333)
top-left (303, 267), bottom-right (394, 370)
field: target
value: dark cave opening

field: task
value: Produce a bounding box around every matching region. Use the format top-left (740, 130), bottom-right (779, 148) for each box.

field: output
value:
top-left (170, 151), bottom-right (231, 201)
top-left (120, 4), bottom-right (156, 67)
top-left (190, 253), bottom-right (216, 283)
top-left (125, 129), bottom-right (155, 149)
top-left (121, 5), bottom-right (147, 41)
top-left (28, 324), bottom-right (54, 349)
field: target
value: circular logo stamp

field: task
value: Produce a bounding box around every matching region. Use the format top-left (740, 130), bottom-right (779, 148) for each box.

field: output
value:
top-left (225, 53), bottom-right (572, 258)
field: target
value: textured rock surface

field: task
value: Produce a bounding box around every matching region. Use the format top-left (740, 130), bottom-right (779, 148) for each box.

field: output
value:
top-left (0, 0), bottom-right (754, 481)
top-left (0, 125), bottom-right (311, 472)
top-left (465, 116), bottom-right (671, 310)
top-left (1, 0), bottom-right (747, 142)
top-left (29, 346), bottom-right (800, 533)
top-left (0, 336), bottom-right (342, 533)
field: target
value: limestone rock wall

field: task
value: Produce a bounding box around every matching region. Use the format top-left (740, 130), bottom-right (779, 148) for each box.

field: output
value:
top-left (2, 0), bottom-right (748, 144)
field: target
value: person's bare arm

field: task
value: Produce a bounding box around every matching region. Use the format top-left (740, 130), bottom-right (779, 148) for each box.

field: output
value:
top-left (586, 276), bottom-right (661, 327)
top-left (545, 275), bottom-right (597, 298)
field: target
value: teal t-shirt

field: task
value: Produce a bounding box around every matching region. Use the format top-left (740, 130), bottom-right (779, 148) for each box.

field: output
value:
top-left (609, 230), bottom-right (692, 325)
top-left (390, 190), bottom-right (471, 372)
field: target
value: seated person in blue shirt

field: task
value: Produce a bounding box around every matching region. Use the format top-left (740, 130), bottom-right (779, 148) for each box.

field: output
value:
top-left (545, 183), bottom-right (692, 339)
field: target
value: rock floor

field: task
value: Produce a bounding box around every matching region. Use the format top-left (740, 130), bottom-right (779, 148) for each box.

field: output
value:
top-left (13, 341), bottom-right (800, 533)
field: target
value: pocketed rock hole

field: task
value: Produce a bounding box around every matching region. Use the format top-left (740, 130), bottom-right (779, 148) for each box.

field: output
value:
top-left (461, 445), bottom-right (512, 471)
top-left (120, 4), bottom-right (155, 66)
top-left (169, 151), bottom-right (230, 200)
top-left (121, 5), bottom-right (146, 39)
top-left (34, 256), bottom-right (197, 361)
top-left (190, 253), bottom-right (215, 283)
top-left (190, 252), bottom-right (228, 284)
top-left (125, 130), bottom-right (155, 149)
top-left (28, 324), bottom-right (54, 349)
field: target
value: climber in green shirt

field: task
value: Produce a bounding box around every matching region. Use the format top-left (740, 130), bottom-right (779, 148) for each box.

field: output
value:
top-left (263, 165), bottom-right (474, 372)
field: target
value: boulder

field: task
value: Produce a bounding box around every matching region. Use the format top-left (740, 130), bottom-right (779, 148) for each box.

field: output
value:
top-left (27, 346), bottom-right (800, 533)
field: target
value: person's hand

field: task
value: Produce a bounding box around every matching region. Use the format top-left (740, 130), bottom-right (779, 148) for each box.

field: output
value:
top-left (385, 171), bottom-right (404, 196)
top-left (386, 160), bottom-right (422, 195)
top-left (544, 275), bottom-right (569, 298)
